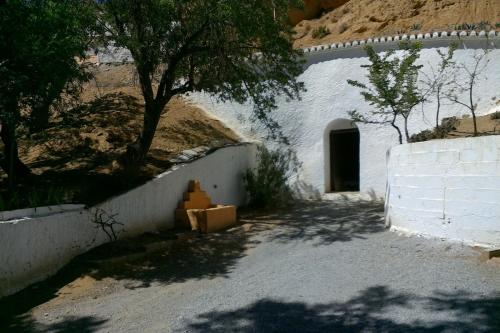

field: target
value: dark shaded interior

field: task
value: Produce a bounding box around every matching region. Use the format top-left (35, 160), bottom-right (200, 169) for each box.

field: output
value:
top-left (330, 128), bottom-right (360, 192)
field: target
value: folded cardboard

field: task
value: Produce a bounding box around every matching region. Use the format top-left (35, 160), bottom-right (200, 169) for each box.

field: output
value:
top-left (175, 180), bottom-right (237, 233)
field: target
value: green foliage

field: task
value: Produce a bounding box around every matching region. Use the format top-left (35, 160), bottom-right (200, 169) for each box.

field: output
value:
top-left (98, 0), bottom-right (305, 164)
top-left (347, 42), bottom-right (424, 144)
top-left (0, 186), bottom-right (67, 212)
top-left (490, 111), bottom-right (500, 120)
top-left (455, 23), bottom-right (478, 31)
top-left (0, 0), bottom-right (96, 129)
top-left (0, 0), bottom-right (97, 187)
top-left (478, 21), bottom-right (491, 31)
top-left (312, 26), bottom-right (330, 39)
top-left (409, 117), bottom-right (459, 143)
top-left (411, 23), bottom-right (422, 31)
top-left (243, 146), bottom-right (297, 209)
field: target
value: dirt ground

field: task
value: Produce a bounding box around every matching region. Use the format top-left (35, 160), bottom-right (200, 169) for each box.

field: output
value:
top-left (453, 114), bottom-right (500, 137)
top-left (0, 64), bottom-right (240, 207)
top-left (293, 0), bottom-right (500, 48)
top-left (1, 199), bottom-right (499, 332)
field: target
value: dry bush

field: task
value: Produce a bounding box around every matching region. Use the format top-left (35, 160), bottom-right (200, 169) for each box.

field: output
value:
top-left (409, 117), bottom-right (459, 143)
top-left (312, 25), bottom-right (331, 39)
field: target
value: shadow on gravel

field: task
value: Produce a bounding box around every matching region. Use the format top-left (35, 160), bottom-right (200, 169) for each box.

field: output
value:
top-left (188, 286), bottom-right (500, 333)
top-left (88, 229), bottom-right (262, 290)
top-left (0, 226), bottom-right (261, 332)
top-left (240, 199), bottom-right (386, 246)
top-left (0, 199), bottom-right (385, 332)
top-left (8, 314), bottom-right (108, 333)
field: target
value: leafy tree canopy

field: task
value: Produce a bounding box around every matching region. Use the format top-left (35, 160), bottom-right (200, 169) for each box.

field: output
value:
top-left (348, 42), bottom-right (424, 144)
top-left (98, 0), bottom-right (305, 164)
top-left (0, 0), bottom-right (97, 187)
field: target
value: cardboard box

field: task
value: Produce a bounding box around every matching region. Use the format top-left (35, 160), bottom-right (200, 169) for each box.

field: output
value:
top-left (198, 205), bottom-right (237, 233)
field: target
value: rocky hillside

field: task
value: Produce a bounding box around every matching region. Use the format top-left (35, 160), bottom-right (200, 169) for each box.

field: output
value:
top-left (292, 0), bottom-right (500, 48)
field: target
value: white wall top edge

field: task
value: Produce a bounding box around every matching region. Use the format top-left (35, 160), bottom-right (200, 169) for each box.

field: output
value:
top-left (301, 30), bottom-right (499, 54)
top-left (391, 135), bottom-right (500, 155)
top-left (98, 30), bottom-right (500, 64)
top-left (0, 144), bottom-right (254, 222)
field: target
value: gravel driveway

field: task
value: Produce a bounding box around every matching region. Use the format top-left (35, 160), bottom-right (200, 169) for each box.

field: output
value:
top-left (3, 199), bottom-right (500, 332)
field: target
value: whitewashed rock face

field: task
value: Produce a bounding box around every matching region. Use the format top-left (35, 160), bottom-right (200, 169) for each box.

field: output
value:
top-left (188, 47), bottom-right (500, 199)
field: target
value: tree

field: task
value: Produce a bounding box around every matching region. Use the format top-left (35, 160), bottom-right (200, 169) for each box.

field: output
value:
top-left (347, 42), bottom-right (424, 144)
top-left (0, 0), bottom-right (96, 189)
top-left (420, 44), bottom-right (457, 129)
top-left (445, 49), bottom-right (489, 136)
top-left (98, 0), bottom-right (304, 166)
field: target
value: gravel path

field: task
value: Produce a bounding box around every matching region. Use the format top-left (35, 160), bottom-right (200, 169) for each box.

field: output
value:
top-left (6, 200), bottom-right (500, 332)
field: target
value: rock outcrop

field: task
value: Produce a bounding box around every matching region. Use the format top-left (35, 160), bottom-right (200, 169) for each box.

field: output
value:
top-left (289, 0), bottom-right (351, 25)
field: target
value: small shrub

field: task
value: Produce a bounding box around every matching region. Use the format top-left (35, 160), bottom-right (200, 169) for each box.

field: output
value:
top-left (0, 192), bottom-right (21, 211)
top-left (496, 23), bottom-right (500, 28)
top-left (411, 23), bottom-right (422, 31)
top-left (243, 147), bottom-right (296, 209)
top-left (491, 112), bottom-right (500, 120)
top-left (312, 25), bottom-right (330, 39)
top-left (0, 186), bottom-right (68, 212)
top-left (478, 21), bottom-right (491, 30)
top-left (27, 186), bottom-right (66, 208)
top-left (456, 23), bottom-right (477, 31)
top-left (409, 117), bottom-right (459, 142)
top-left (411, 0), bottom-right (425, 9)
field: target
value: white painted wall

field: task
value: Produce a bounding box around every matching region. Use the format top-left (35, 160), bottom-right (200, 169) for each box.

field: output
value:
top-left (0, 144), bottom-right (256, 297)
top-left (385, 136), bottom-right (500, 247)
top-left (189, 47), bottom-right (500, 198)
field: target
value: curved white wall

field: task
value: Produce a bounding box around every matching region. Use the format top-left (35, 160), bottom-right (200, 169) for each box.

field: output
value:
top-left (190, 46), bottom-right (500, 198)
top-left (385, 136), bottom-right (500, 247)
top-left (0, 144), bottom-right (256, 297)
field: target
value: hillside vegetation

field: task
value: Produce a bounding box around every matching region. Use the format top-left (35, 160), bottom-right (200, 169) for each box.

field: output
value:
top-left (292, 0), bottom-right (500, 48)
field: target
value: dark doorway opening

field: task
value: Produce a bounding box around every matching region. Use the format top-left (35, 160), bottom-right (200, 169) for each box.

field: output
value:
top-left (329, 128), bottom-right (360, 192)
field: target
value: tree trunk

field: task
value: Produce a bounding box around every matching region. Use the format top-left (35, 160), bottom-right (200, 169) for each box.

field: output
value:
top-left (29, 84), bottom-right (64, 133)
top-left (403, 116), bottom-right (410, 143)
top-left (29, 100), bottom-right (52, 133)
top-left (0, 121), bottom-right (31, 190)
top-left (391, 119), bottom-right (403, 144)
top-left (435, 88), bottom-right (441, 129)
top-left (124, 100), bottom-right (167, 167)
top-left (470, 82), bottom-right (478, 136)
top-left (471, 109), bottom-right (478, 136)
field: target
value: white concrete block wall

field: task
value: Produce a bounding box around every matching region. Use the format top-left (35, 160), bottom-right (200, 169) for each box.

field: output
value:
top-left (386, 136), bottom-right (500, 247)
top-left (0, 144), bottom-right (257, 297)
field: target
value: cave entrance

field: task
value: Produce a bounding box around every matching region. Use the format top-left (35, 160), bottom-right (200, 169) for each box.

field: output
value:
top-left (329, 128), bottom-right (360, 192)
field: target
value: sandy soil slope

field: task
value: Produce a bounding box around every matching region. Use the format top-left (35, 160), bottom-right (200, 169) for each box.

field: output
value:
top-left (293, 0), bottom-right (500, 48)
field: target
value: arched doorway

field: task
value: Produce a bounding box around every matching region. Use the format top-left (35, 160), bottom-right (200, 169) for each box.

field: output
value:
top-left (324, 119), bottom-right (360, 192)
